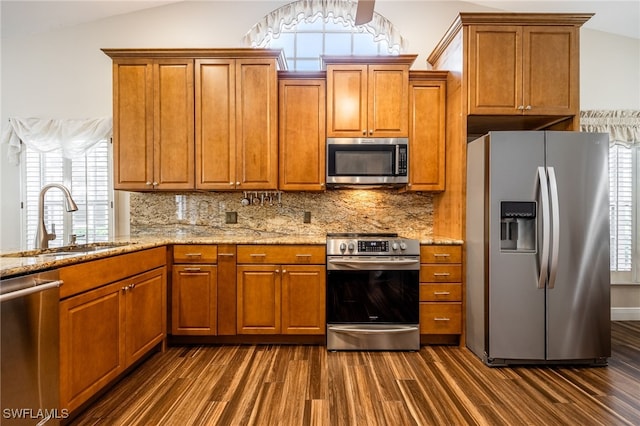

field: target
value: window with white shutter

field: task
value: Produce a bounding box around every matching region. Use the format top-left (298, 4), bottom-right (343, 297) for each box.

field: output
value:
top-left (21, 140), bottom-right (114, 249)
top-left (609, 143), bottom-right (638, 283)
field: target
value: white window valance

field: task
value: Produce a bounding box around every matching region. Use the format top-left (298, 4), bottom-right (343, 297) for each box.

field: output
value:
top-left (1, 117), bottom-right (113, 165)
top-left (242, 0), bottom-right (407, 54)
top-left (580, 110), bottom-right (640, 147)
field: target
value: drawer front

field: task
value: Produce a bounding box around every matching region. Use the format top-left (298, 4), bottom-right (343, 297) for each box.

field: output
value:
top-left (420, 265), bottom-right (462, 283)
top-left (173, 245), bottom-right (218, 263)
top-left (420, 245), bottom-right (462, 263)
top-left (237, 245), bottom-right (326, 264)
top-left (420, 303), bottom-right (462, 334)
top-left (419, 284), bottom-right (461, 302)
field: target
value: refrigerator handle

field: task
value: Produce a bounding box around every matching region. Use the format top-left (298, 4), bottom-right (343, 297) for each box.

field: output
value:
top-left (536, 167), bottom-right (550, 289)
top-left (547, 167), bottom-right (560, 289)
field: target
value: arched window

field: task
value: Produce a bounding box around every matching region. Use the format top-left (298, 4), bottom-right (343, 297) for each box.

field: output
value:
top-left (243, 0), bottom-right (406, 71)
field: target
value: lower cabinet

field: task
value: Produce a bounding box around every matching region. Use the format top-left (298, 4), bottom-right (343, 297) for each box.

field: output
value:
top-left (419, 245), bottom-right (463, 338)
top-left (236, 245), bottom-right (326, 335)
top-left (59, 266), bottom-right (166, 412)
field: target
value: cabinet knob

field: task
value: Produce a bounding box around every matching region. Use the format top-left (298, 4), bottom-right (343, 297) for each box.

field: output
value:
top-left (275, 269), bottom-right (280, 273)
top-left (152, 182), bottom-right (158, 186)
top-left (362, 130), bottom-right (366, 135)
top-left (229, 182), bottom-right (234, 186)
top-left (145, 181), bottom-right (152, 186)
top-left (525, 105), bottom-right (532, 110)
top-left (121, 286), bottom-right (128, 292)
top-left (282, 269), bottom-right (287, 274)
top-left (236, 182), bottom-right (240, 186)
top-left (517, 105), bottom-right (525, 110)
top-left (369, 130), bottom-right (373, 135)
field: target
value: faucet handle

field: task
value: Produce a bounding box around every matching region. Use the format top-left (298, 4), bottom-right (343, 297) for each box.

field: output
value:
top-left (48, 223), bottom-right (56, 241)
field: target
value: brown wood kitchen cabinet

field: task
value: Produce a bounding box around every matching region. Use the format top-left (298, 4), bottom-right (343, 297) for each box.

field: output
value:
top-left (171, 245), bottom-right (218, 335)
top-left (236, 245), bottom-right (326, 335)
top-left (419, 245), bottom-right (463, 345)
top-left (107, 56), bottom-right (194, 191)
top-left (59, 247), bottom-right (166, 412)
top-left (196, 53), bottom-right (281, 190)
top-left (278, 73), bottom-right (326, 191)
top-left (323, 56), bottom-right (416, 138)
top-left (408, 71), bottom-right (447, 192)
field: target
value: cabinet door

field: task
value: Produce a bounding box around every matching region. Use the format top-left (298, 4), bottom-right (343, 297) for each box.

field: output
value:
top-left (524, 26), bottom-right (578, 115)
top-left (236, 59), bottom-right (278, 190)
top-left (153, 60), bottom-right (195, 189)
top-left (409, 80), bottom-right (446, 191)
top-left (172, 265), bottom-right (217, 335)
top-left (217, 245), bottom-right (237, 335)
top-left (326, 64), bottom-right (368, 137)
top-left (279, 78), bottom-right (326, 191)
top-left (112, 59), bottom-right (154, 190)
top-left (237, 265), bottom-right (280, 334)
top-left (281, 265), bottom-right (326, 335)
top-left (368, 64), bottom-right (409, 137)
top-left (60, 282), bottom-right (124, 412)
top-left (124, 267), bottom-right (166, 365)
top-left (468, 25), bottom-right (522, 114)
top-left (196, 59), bottom-right (237, 190)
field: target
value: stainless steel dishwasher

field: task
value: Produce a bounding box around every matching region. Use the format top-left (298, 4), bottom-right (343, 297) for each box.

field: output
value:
top-left (1, 271), bottom-right (63, 425)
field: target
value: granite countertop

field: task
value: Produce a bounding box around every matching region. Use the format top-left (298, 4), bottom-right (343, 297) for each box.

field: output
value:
top-left (0, 232), bottom-right (463, 279)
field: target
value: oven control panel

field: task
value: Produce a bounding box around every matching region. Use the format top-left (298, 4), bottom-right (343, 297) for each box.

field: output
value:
top-left (358, 240), bottom-right (389, 252)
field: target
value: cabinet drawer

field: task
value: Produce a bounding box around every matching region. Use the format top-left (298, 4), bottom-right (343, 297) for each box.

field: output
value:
top-left (173, 245), bottom-right (217, 263)
top-left (420, 303), bottom-right (462, 334)
top-left (420, 245), bottom-right (462, 263)
top-left (420, 284), bottom-right (461, 302)
top-left (237, 245), bottom-right (325, 264)
top-left (420, 265), bottom-right (462, 283)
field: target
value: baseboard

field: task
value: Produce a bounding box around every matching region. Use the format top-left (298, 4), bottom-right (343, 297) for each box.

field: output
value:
top-left (611, 307), bottom-right (640, 321)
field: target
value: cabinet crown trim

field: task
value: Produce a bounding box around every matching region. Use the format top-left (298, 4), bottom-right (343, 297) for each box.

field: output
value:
top-left (321, 54), bottom-right (417, 68)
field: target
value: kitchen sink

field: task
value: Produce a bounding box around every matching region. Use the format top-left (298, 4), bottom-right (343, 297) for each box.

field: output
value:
top-left (1, 242), bottom-right (134, 258)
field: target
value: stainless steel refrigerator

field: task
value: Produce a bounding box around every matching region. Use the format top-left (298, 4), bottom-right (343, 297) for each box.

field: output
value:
top-left (466, 131), bottom-right (611, 366)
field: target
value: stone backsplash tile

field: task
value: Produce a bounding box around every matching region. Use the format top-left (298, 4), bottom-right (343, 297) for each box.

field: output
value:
top-left (130, 191), bottom-right (433, 237)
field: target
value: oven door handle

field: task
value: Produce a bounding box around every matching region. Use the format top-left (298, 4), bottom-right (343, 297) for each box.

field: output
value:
top-left (328, 259), bottom-right (419, 267)
top-left (329, 326), bottom-right (419, 335)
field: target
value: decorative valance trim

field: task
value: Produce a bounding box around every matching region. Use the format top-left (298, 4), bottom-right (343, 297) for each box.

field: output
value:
top-left (580, 110), bottom-right (640, 147)
top-left (242, 0), bottom-right (407, 54)
top-left (1, 117), bottom-right (113, 165)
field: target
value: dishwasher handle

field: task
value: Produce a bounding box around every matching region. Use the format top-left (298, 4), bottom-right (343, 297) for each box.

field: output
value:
top-left (0, 280), bottom-right (62, 303)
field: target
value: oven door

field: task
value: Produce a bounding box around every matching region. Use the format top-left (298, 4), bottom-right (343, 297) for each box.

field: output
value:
top-left (326, 258), bottom-right (419, 350)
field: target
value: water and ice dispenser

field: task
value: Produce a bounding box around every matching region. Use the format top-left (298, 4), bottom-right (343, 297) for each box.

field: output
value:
top-left (500, 201), bottom-right (536, 252)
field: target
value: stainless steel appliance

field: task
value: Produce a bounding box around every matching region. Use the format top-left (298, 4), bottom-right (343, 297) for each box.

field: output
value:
top-left (1, 271), bottom-right (63, 425)
top-left (326, 138), bottom-right (408, 187)
top-left (466, 131), bottom-right (611, 366)
top-left (326, 233), bottom-right (420, 350)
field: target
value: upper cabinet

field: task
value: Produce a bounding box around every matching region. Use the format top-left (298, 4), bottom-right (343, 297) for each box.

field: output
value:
top-left (278, 72), bottom-right (326, 191)
top-left (196, 58), bottom-right (279, 190)
top-left (408, 71), bottom-right (448, 192)
top-left (468, 24), bottom-right (579, 116)
top-left (323, 56), bottom-right (416, 138)
top-left (110, 58), bottom-right (194, 191)
top-left (103, 49), bottom-right (285, 192)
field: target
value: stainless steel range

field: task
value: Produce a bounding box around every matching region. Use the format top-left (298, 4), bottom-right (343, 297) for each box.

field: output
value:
top-left (326, 233), bottom-right (420, 351)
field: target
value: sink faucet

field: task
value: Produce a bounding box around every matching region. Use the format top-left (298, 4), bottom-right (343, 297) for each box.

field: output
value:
top-left (35, 183), bottom-right (78, 249)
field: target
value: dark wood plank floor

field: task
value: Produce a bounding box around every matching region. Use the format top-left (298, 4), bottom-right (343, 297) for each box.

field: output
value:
top-left (70, 322), bottom-right (640, 425)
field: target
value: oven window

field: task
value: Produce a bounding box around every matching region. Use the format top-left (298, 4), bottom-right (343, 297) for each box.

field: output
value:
top-left (327, 270), bottom-right (419, 324)
top-left (329, 145), bottom-right (395, 176)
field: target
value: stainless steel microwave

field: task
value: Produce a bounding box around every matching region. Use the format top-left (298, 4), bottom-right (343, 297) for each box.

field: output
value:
top-left (326, 138), bottom-right (408, 187)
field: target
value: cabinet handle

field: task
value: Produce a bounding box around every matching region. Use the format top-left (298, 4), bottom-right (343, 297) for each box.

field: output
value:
top-left (250, 253), bottom-right (266, 257)
top-left (433, 291), bottom-right (451, 295)
top-left (184, 267), bottom-right (202, 272)
top-left (433, 272), bottom-right (450, 277)
top-left (121, 286), bottom-right (129, 292)
top-left (129, 283), bottom-right (136, 290)
top-left (296, 254), bottom-right (312, 258)
top-left (433, 253), bottom-right (450, 258)
top-left (434, 317), bottom-right (450, 321)
top-left (218, 253), bottom-right (235, 257)
top-left (185, 253), bottom-right (202, 257)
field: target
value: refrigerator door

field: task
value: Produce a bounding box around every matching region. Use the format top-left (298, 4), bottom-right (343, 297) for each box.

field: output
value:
top-left (544, 131), bottom-right (611, 360)
top-left (487, 131), bottom-right (546, 361)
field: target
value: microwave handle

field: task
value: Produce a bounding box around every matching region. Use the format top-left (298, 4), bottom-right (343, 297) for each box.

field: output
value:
top-left (395, 145), bottom-right (400, 175)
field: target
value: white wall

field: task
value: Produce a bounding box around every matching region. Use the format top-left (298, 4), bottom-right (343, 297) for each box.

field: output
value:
top-left (2, 0), bottom-right (639, 250)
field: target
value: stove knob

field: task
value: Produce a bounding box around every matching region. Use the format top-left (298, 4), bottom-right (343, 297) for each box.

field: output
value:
top-left (391, 242), bottom-right (399, 251)
top-left (399, 242), bottom-right (407, 251)
top-left (347, 242), bottom-right (355, 252)
top-left (339, 242), bottom-right (347, 252)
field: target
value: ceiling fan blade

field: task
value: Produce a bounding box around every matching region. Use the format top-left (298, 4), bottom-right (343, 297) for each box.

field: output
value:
top-left (355, 0), bottom-right (375, 25)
